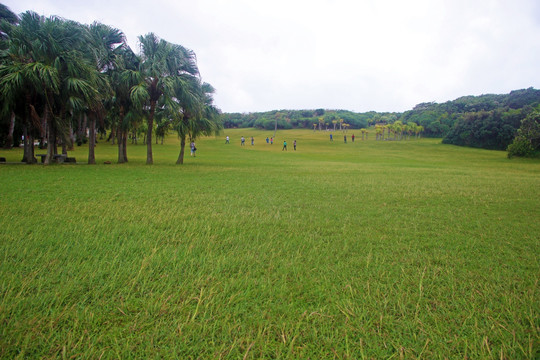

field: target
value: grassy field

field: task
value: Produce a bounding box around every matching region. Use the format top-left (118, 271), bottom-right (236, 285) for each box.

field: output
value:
top-left (0, 129), bottom-right (539, 359)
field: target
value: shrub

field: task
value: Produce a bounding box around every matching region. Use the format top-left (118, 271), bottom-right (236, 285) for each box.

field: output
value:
top-left (507, 111), bottom-right (540, 158)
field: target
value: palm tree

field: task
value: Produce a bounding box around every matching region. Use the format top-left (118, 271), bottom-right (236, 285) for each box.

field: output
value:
top-left (0, 4), bottom-right (18, 27)
top-left (0, 5), bottom-right (19, 151)
top-left (393, 121), bottom-right (403, 140)
top-left (361, 128), bottom-right (368, 140)
top-left (416, 125), bottom-right (424, 139)
top-left (0, 12), bottom-right (96, 164)
top-left (109, 46), bottom-right (141, 163)
top-left (45, 18), bottom-right (102, 165)
top-left (175, 77), bottom-right (221, 164)
top-left (0, 12), bottom-right (46, 162)
top-left (84, 22), bottom-right (129, 164)
top-left (83, 22), bottom-right (125, 164)
top-left (130, 33), bottom-right (199, 164)
top-left (375, 125), bottom-right (382, 140)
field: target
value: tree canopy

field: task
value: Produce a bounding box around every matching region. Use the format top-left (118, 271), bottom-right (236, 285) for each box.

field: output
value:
top-left (0, 4), bottom-right (220, 164)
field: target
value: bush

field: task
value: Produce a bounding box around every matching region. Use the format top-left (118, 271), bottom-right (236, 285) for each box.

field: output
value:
top-left (507, 111), bottom-right (540, 158)
top-left (507, 138), bottom-right (535, 158)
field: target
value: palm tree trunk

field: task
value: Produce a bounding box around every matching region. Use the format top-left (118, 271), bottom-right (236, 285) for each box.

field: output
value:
top-left (117, 128), bottom-right (124, 163)
top-left (88, 115), bottom-right (96, 164)
top-left (123, 132), bottom-right (128, 162)
top-left (39, 110), bottom-right (48, 149)
top-left (4, 112), bottom-right (15, 149)
top-left (176, 135), bottom-right (186, 164)
top-left (21, 124), bottom-right (30, 163)
top-left (44, 111), bottom-right (58, 165)
top-left (146, 100), bottom-right (156, 164)
top-left (68, 123), bottom-right (75, 150)
top-left (111, 125), bottom-right (116, 145)
top-left (45, 128), bottom-right (53, 165)
top-left (117, 108), bottom-right (125, 163)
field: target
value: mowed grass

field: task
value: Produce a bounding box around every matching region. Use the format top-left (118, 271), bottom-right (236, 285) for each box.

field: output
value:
top-left (0, 129), bottom-right (539, 359)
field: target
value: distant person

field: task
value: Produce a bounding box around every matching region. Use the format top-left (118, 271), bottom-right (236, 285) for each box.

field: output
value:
top-left (344, 135), bottom-right (347, 143)
top-left (293, 140), bottom-right (297, 151)
top-left (251, 136), bottom-right (254, 145)
top-left (225, 136), bottom-right (230, 144)
top-left (270, 137), bottom-right (273, 145)
top-left (282, 140), bottom-right (287, 151)
top-left (266, 137), bottom-right (269, 144)
top-left (352, 134), bottom-right (355, 142)
top-left (241, 136), bottom-right (245, 146)
top-left (330, 134), bottom-right (333, 141)
top-left (190, 141), bottom-right (196, 156)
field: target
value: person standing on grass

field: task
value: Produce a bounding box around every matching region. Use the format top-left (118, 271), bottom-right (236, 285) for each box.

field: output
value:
top-left (270, 137), bottom-right (273, 145)
top-left (225, 136), bottom-right (229, 144)
top-left (293, 140), bottom-right (297, 151)
top-left (330, 134), bottom-right (333, 141)
top-left (344, 135), bottom-right (347, 143)
top-left (251, 136), bottom-right (254, 145)
top-left (266, 137), bottom-right (269, 144)
top-left (282, 140), bottom-right (287, 151)
top-left (241, 136), bottom-right (245, 146)
top-left (352, 134), bottom-right (355, 142)
top-left (190, 141), bottom-right (196, 156)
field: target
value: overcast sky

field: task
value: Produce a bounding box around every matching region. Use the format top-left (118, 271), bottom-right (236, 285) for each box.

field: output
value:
top-left (4, 0), bottom-right (540, 113)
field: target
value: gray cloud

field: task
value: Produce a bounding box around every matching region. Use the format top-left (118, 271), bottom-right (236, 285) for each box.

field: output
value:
top-left (5, 0), bottom-right (540, 113)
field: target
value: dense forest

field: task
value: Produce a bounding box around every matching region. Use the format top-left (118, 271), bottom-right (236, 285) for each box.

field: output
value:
top-left (407, 88), bottom-right (540, 149)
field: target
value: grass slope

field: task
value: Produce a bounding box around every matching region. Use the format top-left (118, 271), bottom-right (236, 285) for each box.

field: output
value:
top-left (0, 129), bottom-right (539, 358)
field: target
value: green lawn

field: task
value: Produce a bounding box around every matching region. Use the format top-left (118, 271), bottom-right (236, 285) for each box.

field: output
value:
top-left (0, 129), bottom-right (539, 359)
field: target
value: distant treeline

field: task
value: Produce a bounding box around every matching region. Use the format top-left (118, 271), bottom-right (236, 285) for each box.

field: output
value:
top-left (222, 109), bottom-right (400, 131)
top-left (222, 88), bottom-right (540, 152)
top-left (405, 88), bottom-right (540, 150)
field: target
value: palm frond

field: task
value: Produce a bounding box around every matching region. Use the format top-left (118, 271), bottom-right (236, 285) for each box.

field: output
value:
top-left (130, 82), bottom-right (149, 106)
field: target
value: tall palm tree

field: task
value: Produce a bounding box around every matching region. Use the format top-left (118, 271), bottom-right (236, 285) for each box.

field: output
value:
top-left (84, 22), bottom-right (125, 164)
top-left (174, 75), bottom-right (202, 165)
top-left (112, 46), bottom-right (140, 163)
top-left (130, 33), bottom-right (199, 164)
top-left (0, 12), bottom-right (44, 162)
top-left (41, 17), bottom-right (101, 164)
top-left (0, 4), bottom-right (19, 149)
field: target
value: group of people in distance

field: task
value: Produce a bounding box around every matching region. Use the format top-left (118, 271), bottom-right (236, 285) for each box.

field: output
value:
top-left (227, 136), bottom-right (297, 151)
top-left (199, 132), bottom-right (356, 157)
top-left (194, 133), bottom-right (355, 158)
top-left (330, 133), bottom-right (355, 142)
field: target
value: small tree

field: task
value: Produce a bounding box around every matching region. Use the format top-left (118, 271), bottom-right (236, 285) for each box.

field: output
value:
top-left (507, 111), bottom-right (540, 158)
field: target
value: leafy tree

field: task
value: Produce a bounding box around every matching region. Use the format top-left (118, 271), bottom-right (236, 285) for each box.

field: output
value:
top-left (507, 111), bottom-right (540, 158)
top-left (442, 109), bottom-right (525, 150)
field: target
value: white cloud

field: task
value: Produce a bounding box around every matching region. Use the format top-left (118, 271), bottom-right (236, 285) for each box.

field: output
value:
top-left (4, 0), bottom-right (540, 113)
